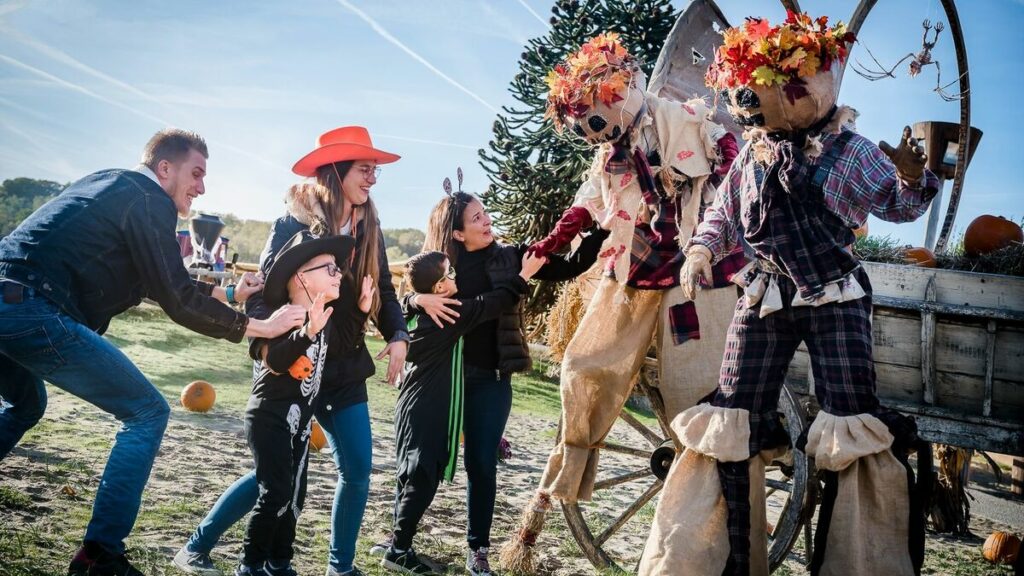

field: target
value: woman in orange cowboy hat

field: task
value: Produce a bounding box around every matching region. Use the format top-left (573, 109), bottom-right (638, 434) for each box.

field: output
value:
top-left (174, 127), bottom-right (406, 576)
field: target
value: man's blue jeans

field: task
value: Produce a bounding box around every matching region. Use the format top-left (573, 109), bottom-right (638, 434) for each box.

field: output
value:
top-left (0, 288), bottom-right (170, 555)
top-left (188, 401), bottom-right (372, 572)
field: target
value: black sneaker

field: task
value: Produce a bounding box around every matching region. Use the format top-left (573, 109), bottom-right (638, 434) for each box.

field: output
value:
top-left (466, 547), bottom-right (495, 576)
top-left (325, 568), bottom-right (367, 576)
top-left (172, 544), bottom-right (222, 575)
top-left (263, 561), bottom-right (297, 576)
top-left (233, 565), bottom-right (269, 576)
top-left (381, 547), bottom-right (442, 575)
top-left (88, 550), bottom-right (144, 576)
top-left (68, 545), bottom-right (98, 576)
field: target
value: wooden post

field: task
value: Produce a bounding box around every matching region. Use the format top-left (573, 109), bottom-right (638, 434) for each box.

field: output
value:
top-left (1013, 458), bottom-right (1023, 498)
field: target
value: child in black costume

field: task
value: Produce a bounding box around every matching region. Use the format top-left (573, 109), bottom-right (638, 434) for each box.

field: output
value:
top-left (237, 231), bottom-right (373, 576)
top-left (381, 250), bottom-right (546, 576)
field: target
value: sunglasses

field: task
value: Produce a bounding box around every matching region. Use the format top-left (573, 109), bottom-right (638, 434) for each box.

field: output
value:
top-left (302, 262), bottom-right (342, 277)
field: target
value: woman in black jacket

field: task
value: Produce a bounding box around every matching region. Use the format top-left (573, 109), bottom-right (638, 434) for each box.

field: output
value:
top-left (401, 189), bottom-right (610, 576)
top-left (175, 127), bottom-right (406, 576)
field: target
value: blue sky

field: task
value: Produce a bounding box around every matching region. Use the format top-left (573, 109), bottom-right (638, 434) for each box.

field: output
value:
top-left (1, 0), bottom-right (1022, 248)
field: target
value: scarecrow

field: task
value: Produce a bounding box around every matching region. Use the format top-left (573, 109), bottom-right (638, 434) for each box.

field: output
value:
top-left (500, 32), bottom-right (742, 573)
top-left (639, 12), bottom-right (939, 576)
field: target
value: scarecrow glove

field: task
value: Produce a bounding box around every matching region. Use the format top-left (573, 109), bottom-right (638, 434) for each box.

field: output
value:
top-left (528, 206), bottom-right (594, 258)
top-left (680, 245), bottom-right (713, 301)
top-left (879, 125), bottom-right (927, 185)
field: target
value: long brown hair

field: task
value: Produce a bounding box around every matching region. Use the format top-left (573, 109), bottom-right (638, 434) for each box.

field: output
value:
top-left (314, 161), bottom-right (382, 321)
top-left (422, 191), bottom-right (475, 266)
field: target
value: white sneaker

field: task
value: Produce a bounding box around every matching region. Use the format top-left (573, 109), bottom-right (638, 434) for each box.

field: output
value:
top-left (172, 544), bottom-right (223, 576)
top-left (466, 547), bottom-right (494, 576)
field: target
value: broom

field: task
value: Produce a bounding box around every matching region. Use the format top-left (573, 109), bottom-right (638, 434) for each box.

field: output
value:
top-left (498, 490), bottom-right (553, 575)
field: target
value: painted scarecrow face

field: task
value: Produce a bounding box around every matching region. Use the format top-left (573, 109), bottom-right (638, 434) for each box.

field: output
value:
top-left (722, 67), bottom-right (841, 134)
top-left (563, 83), bottom-right (645, 146)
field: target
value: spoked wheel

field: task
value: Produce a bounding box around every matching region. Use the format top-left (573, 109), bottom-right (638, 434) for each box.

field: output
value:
top-left (560, 381), bottom-right (811, 574)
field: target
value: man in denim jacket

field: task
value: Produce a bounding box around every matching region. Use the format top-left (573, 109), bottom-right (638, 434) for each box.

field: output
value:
top-left (0, 129), bottom-right (304, 576)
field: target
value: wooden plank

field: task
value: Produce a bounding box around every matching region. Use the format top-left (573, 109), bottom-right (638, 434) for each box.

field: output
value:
top-left (992, 378), bottom-right (1024, 422)
top-left (921, 278), bottom-right (937, 405)
top-left (863, 261), bottom-right (1024, 313)
top-left (871, 311), bottom-right (922, 367)
top-left (983, 320), bottom-right (997, 417)
top-left (882, 400), bottom-right (1024, 455)
top-left (875, 363), bottom-right (924, 404)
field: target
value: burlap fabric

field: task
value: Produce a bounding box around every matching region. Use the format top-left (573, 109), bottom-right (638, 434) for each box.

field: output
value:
top-left (538, 278), bottom-right (737, 502)
top-left (638, 405), bottom-right (773, 576)
top-left (724, 67), bottom-right (842, 134)
top-left (804, 412), bottom-right (915, 576)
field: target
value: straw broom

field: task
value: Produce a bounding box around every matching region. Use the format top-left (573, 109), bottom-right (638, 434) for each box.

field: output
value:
top-left (498, 490), bottom-right (553, 574)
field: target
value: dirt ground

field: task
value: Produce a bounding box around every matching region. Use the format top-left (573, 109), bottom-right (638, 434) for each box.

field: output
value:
top-left (1, 384), bottom-right (1019, 576)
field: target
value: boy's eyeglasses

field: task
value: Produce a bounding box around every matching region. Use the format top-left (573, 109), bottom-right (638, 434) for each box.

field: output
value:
top-left (445, 267), bottom-right (457, 280)
top-left (302, 262), bottom-right (341, 277)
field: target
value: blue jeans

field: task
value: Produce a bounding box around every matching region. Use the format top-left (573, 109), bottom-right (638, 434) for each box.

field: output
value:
top-left (0, 288), bottom-right (170, 555)
top-left (189, 401), bottom-right (372, 572)
top-left (462, 365), bottom-right (513, 551)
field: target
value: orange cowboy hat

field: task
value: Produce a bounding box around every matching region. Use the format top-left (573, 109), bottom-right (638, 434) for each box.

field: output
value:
top-left (292, 126), bottom-right (400, 177)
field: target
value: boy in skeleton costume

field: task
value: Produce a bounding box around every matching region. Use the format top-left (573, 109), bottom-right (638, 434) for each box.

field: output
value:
top-left (238, 232), bottom-right (372, 575)
top-left (640, 13), bottom-right (937, 576)
top-left (500, 33), bottom-right (741, 572)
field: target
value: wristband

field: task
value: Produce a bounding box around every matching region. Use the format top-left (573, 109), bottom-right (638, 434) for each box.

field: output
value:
top-left (226, 284), bottom-right (238, 305)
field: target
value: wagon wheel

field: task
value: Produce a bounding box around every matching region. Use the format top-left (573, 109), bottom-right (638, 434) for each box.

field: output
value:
top-left (561, 382), bottom-right (810, 573)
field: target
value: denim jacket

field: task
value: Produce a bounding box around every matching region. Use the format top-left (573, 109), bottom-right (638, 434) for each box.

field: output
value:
top-left (0, 169), bottom-right (248, 341)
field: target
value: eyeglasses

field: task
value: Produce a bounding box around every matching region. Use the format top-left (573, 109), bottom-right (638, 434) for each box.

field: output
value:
top-left (357, 165), bottom-right (381, 180)
top-left (302, 262), bottom-right (341, 277)
top-left (445, 266), bottom-right (457, 280)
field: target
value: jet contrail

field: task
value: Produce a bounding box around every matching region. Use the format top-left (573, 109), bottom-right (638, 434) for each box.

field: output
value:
top-left (333, 0), bottom-right (498, 114)
top-left (515, 0), bottom-right (548, 27)
top-left (376, 133), bottom-right (479, 150)
top-left (0, 53), bottom-right (171, 125)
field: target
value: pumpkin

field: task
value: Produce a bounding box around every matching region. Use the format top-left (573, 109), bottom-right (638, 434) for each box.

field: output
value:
top-left (964, 215), bottom-right (1024, 257)
top-left (288, 355), bottom-right (313, 380)
top-left (982, 530), bottom-right (1020, 564)
top-left (903, 246), bottom-right (937, 268)
top-left (309, 420), bottom-right (328, 452)
top-left (853, 222), bottom-right (869, 240)
top-left (180, 380), bottom-right (216, 413)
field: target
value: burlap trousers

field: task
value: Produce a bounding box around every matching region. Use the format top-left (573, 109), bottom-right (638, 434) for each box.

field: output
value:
top-left (538, 277), bottom-right (738, 502)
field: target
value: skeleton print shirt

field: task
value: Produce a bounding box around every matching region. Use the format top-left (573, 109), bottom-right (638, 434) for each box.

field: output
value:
top-left (250, 323), bottom-right (330, 405)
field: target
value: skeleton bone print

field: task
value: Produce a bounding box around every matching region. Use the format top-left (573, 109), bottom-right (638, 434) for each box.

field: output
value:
top-left (298, 332), bottom-right (328, 405)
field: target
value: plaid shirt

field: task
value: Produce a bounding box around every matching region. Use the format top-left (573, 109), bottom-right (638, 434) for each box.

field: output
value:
top-left (689, 130), bottom-right (939, 262)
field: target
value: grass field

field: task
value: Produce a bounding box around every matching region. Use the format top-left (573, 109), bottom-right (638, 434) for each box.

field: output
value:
top-left (0, 304), bottom-right (1015, 576)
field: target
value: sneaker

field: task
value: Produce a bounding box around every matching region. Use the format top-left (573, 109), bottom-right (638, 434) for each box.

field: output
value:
top-left (326, 568), bottom-right (366, 576)
top-left (68, 544), bottom-right (99, 576)
top-left (233, 565), bottom-right (269, 576)
top-left (381, 547), bottom-right (442, 575)
top-left (263, 561), bottom-right (297, 576)
top-left (172, 544), bottom-right (222, 575)
top-left (466, 547), bottom-right (494, 576)
top-left (88, 550), bottom-right (145, 576)
top-left (368, 536), bottom-right (393, 557)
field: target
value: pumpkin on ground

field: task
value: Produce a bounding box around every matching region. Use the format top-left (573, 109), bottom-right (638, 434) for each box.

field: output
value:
top-left (964, 215), bottom-right (1023, 257)
top-left (309, 420), bottom-right (328, 452)
top-left (982, 530), bottom-right (1020, 564)
top-left (180, 380), bottom-right (216, 413)
top-left (903, 246), bottom-right (937, 268)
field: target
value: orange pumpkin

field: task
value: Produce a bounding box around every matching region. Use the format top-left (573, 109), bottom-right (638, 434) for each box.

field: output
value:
top-left (903, 246), bottom-right (937, 268)
top-left (853, 222), bottom-right (869, 240)
top-left (982, 531), bottom-right (1020, 564)
top-left (964, 215), bottom-right (1023, 257)
top-left (309, 420), bottom-right (328, 452)
top-left (288, 355), bottom-right (313, 380)
top-left (180, 380), bottom-right (216, 413)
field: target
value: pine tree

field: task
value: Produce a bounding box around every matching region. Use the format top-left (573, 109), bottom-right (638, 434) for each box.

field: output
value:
top-left (478, 0), bottom-right (679, 311)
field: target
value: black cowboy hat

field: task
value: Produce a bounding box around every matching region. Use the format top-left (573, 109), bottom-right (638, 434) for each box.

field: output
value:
top-left (263, 231), bottom-right (355, 309)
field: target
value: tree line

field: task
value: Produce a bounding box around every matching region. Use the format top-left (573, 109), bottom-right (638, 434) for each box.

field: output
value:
top-left (0, 178), bottom-right (424, 263)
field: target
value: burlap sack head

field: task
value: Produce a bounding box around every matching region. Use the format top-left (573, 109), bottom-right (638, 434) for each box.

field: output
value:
top-left (546, 32), bottom-right (644, 146)
top-left (562, 82), bottom-right (645, 144)
top-left (723, 66), bottom-right (841, 133)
